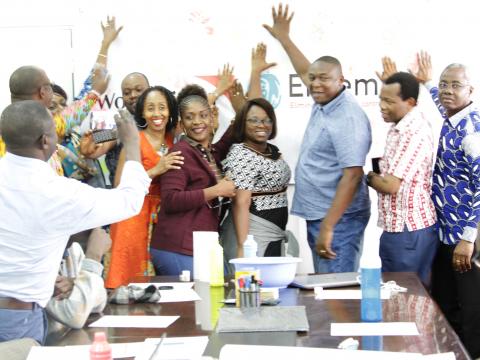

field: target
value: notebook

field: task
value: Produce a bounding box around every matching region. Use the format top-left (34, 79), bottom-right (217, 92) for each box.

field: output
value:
top-left (290, 272), bottom-right (360, 289)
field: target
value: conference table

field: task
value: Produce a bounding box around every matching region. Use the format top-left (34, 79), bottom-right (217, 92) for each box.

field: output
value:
top-left (46, 272), bottom-right (471, 359)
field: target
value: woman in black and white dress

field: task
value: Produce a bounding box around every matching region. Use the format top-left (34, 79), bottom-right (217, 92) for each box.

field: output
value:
top-left (221, 98), bottom-right (292, 261)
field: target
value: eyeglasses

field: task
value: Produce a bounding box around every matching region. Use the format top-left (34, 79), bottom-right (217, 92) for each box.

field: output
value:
top-left (246, 118), bottom-right (273, 126)
top-left (438, 82), bottom-right (469, 91)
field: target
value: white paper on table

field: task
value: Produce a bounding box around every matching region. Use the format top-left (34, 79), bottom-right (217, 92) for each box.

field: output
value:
top-left (89, 315), bottom-right (179, 328)
top-left (315, 288), bottom-right (391, 300)
top-left (423, 353), bottom-right (456, 360)
top-left (135, 336), bottom-right (209, 360)
top-left (218, 344), bottom-right (423, 360)
top-left (128, 282), bottom-right (194, 290)
top-left (158, 288), bottom-right (201, 302)
top-left (28, 342), bottom-right (155, 359)
top-left (27, 347), bottom-right (79, 360)
top-left (331, 322), bottom-right (419, 336)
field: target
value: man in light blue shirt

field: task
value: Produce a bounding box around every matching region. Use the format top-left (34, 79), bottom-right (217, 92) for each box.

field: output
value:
top-left (265, 4), bottom-right (371, 272)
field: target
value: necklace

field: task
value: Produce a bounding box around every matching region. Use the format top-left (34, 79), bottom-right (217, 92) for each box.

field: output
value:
top-left (157, 143), bottom-right (169, 156)
top-left (243, 143), bottom-right (272, 157)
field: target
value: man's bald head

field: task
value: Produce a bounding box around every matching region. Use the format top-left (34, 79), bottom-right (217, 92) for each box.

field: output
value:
top-left (439, 63), bottom-right (474, 117)
top-left (441, 63), bottom-right (471, 82)
top-left (0, 100), bottom-right (57, 159)
top-left (121, 72), bottom-right (149, 87)
top-left (9, 66), bottom-right (53, 107)
top-left (121, 72), bottom-right (150, 114)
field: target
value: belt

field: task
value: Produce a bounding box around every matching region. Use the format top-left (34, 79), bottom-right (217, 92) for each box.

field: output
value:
top-left (0, 297), bottom-right (34, 310)
top-left (251, 187), bottom-right (288, 197)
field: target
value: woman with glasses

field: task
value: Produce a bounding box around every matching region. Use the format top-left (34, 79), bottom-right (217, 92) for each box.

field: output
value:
top-left (149, 84), bottom-right (236, 276)
top-left (221, 98), bottom-right (292, 264)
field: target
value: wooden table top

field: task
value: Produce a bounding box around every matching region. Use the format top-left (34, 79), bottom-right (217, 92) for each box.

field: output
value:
top-left (46, 272), bottom-right (471, 359)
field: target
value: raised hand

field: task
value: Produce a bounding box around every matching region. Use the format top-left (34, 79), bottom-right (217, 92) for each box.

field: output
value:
top-left (114, 109), bottom-right (140, 152)
top-left (262, 3), bottom-right (294, 42)
top-left (252, 43), bottom-right (277, 74)
top-left (375, 56), bottom-right (398, 82)
top-left (228, 80), bottom-right (247, 113)
top-left (101, 16), bottom-right (123, 48)
top-left (215, 63), bottom-right (235, 96)
top-left (409, 50), bottom-right (432, 84)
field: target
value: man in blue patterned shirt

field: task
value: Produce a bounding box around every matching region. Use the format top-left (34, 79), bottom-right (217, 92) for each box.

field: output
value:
top-left (413, 51), bottom-right (480, 358)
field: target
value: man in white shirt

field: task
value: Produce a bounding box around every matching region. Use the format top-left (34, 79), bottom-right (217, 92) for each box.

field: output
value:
top-left (0, 100), bottom-right (150, 344)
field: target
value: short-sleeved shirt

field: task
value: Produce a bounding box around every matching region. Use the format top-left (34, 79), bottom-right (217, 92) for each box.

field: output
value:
top-left (378, 106), bottom-right (437, 232)
top-left (291, 88), bottom-right (372, 220)
top-left (223, 143), bottom-right (291, 229)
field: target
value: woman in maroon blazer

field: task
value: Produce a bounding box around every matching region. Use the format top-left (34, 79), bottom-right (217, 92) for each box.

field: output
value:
top-left (150, 84), bottom-right (236, 275)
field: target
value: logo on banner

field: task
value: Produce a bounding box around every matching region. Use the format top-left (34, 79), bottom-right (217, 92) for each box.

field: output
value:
top-left (261, 73), bottom-right (281, 108)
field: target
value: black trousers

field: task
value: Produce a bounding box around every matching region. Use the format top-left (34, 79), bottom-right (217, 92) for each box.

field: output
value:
top-left (431, 242), bottom-right (480, 358)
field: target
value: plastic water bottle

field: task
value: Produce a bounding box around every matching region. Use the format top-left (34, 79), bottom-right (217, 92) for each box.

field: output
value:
top-left (360, 248), bottom-right (382, 322)
top-left (90, 332), bottom-right (112, 360)
top-left (209, 240), bottom-right (224, 287)
top-left (243, 235), bottom-right (257, 258)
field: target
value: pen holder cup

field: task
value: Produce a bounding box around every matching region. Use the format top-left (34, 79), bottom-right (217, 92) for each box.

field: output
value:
top-left (239, 289), bottom-right (261, 308)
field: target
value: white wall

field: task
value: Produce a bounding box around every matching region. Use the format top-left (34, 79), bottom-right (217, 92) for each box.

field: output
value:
top-left (1, 0), bottom-right (478, 273)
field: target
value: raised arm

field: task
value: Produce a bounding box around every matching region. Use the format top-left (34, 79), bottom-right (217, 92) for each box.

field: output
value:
top-left (375, 56), bottom-right (398, 83)
top-left (228, 81), bottom-right (247, 114)
top-left (63, 111), bottom-right (150, 234)
top-left (208, 64), bottom-right (235, 105)
top-left (75, 16), bottom-right (122, 100)
top-left (247, 43), bottom-right (277, 99)
top-left (56, 67), bottom-right (109, 138)
top-left (263, 3), bottom-right (310, 86)
top-left (411, 51), bottom-right (447, 119)
top-left (97, 16), bottom-right (123, 67)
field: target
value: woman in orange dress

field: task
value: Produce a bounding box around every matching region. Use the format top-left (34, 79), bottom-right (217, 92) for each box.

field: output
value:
top-left (105, 86), bottom-right (184, 288)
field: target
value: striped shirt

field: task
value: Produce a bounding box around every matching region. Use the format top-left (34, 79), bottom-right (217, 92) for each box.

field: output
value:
top-left (378, 106), bottom-right (437, 232)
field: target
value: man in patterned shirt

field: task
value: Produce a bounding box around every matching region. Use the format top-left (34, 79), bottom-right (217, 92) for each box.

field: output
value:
top-left (367, 70), bottom-right (437, 286)
top-left (413, 51), bottom-right (480, 359)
